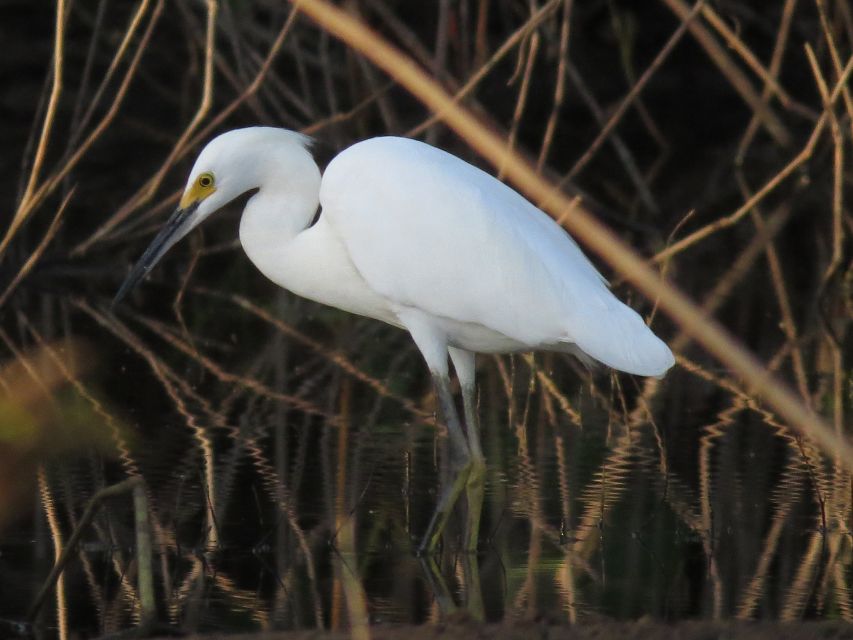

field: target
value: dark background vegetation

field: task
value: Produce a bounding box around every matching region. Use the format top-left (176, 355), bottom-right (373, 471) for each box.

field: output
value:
top-left (0, 0), bottom-right (850, 637)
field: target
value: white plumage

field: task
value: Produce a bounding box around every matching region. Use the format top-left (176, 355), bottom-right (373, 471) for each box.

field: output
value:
top-left (116, 126), bottom-right (674, 551)
top-left (320, 136), bottom-right (673, 375)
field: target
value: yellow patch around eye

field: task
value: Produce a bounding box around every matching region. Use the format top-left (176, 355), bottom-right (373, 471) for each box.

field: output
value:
top-left (179, 173), bottom-right (216, 209)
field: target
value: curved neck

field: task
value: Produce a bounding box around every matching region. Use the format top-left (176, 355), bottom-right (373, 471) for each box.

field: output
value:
top-left (239, 182), bottom-right (319, 273)
top-left (235, 143), bottom-right (324, 298)
top-left (240, 186), bottom-right (317, 239)
top-left (238, 142), bottom-right (321, 248)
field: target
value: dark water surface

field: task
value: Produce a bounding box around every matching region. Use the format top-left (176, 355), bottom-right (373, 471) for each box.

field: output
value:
top-left (0, 291), bottom-right (846, 638)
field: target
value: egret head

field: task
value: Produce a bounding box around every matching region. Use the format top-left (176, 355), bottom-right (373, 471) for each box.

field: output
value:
top-left (113, 127), bottom-right (314, 306)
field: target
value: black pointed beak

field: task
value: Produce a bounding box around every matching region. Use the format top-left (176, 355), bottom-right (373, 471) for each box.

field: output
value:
top-left (113, 202), bottom-right (199, 307)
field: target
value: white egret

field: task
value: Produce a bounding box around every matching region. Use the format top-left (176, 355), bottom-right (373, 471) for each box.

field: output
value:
top-left (115, 127), bottom-right (674, 553)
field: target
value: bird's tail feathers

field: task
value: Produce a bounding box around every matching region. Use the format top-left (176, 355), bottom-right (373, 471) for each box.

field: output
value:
top-left (562, 298), bottom-right (674, 377)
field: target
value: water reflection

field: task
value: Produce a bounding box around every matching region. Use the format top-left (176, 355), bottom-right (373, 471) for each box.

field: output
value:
top-left (0, 295), bottom-right (850, 638)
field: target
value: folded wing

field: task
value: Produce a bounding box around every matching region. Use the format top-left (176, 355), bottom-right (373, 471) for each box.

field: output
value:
top-left (320, 137), bottom-right (674, 376)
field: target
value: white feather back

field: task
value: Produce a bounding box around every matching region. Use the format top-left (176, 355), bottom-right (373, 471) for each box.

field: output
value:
top-left (320, 136), bottom-right (674, 376)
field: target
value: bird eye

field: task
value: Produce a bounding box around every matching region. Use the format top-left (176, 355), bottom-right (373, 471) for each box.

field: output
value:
top-left (198, 173), bottom-right (214, 188)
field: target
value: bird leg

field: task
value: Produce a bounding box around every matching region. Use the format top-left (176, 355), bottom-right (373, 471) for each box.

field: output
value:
top-left (448, 346), bottom-right (486, 553)
top-left (460, 380), bottom-right (486, 553)
top-left (418, 374), bottom-right (472, 555)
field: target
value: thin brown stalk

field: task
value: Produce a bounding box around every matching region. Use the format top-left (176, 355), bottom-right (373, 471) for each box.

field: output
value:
top-left (557, 0), bottom-right (704, 187)
top-left (28, 0), bottom-right (166, 258)
top-left (736, 0), bottom-right (798, 163)
top-left (697, 2), bottom-right (798, 110)
top-left (498, 31), bottom-right (540, 180)
top-left (815, 0), bottom-right (853, 139)
top-left (806, 44), bottom-right (847, 293)
top-left (738, 176), bottom-right (812, 405)
top-left (565, 61), bottom-right (659, 213)
top-left (131, 312), bottom-right (337, 423)
top-left (536, 0), bottom-right (573, 173)
top-left (302, 80), bottom-right (396, 135)
top-left (735, 463), bottom-right (804, 619)
top-left (0, 189), bottom-right (72, 308)
top-left (523, 354), bottom-right (583, 428)
top-left (139, 0), bottom-right (219, 206)
top-left (699, 410), bottom-right (731, 619)
top-left (195, 288), bottom-right (429, 419)
top-left (554, 436), bottom-right (578, 621)
top-left (700, 204), bottom-right (792, 318)
top-left (75, 5), bottom-right (299, 254)
top-left (365, 0), bottom-right (436, 72)
top-left (35, 469), bottom-right (68, 635)
top-left (474, 0), bottom-right (489, 69)
top-left (68, 0), bottom-right (153, 151)
top-left (653, 52), bottom-right (853, 264)
top-left (781, 531), bottom-right (826, 619)
top-left (19, 0), bottom-right (66, 207)
top-left (657, 0), bottom-right (792, 147)
top-left (18, 314), bottom-right (140, 478)
top-left (805, 44), bottom-right (847, 440)
top-left (407, 0), bottom-right (563, 138)
top-left (354, 54), bottom-right (400, 133)
top-left (74, 300), bottom-right (222, 547)
top-left (1, 0), bottom-right (66, 259)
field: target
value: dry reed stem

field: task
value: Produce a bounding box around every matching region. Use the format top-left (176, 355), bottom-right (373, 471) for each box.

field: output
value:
top-left (237, 427), bottom-right (325, 629)
top-left (608, 7), bottom-right (671, 155)
top-left (76, 5), bottom-right (299, 254)
top-left (498, 32), bottom-right (540, 180)
top-left (292, 0), bottom-right (853, 471)
top-left (738, 179), bottom-right (811, 405)
top-left (302, 80), bottom-right (395, 135)
top-left (781, 530), bottom-right (826, 619)
top-left (806, 43), bottom-right (847, 441)
top-left (565, 62), bottom-right (658, 213)
top-left (735, 462), bottom-right (805, 618)
top-left (4, 0), bottom-right (159, 268)
top-left (658, 0), bottom-right (792, 147)
top-left (149, 0), bottom-right (218, 194)
top-left (679, 348), bottom-right (833, 510)
top-left (17, 313), bottom-right (140, 479)
top-left (68, 0), bottom-right (153, 151)
top-left (815, 0), bottom-right (853, 139)
top-left (365, 0), bottom-right (435, 74)
top-left (698, 204), bottom-right (792, 322)
top-left (196, 288), bottom-right (428, 419)
top-left (572, 432), bottom-right (634, 560)
top-left (557, 0), bottom-right (704, 187)
top-left (536, 0), bottom-right (572, 173)
top-left (554, 436), bottom-right (579, 622)
top-left (736, 0), bottom-right (798, 163)
top-left (117, 0), bottom-right (219, 231)
top-left (22, 0), bottom-right (166, 260)
top-left (17, 0), bottom-right (65, 215)
top-left (207, 573), bottom-right (271, 627)
top-left (807, 45), bottom-right (848, 295)
top-left (74, 300), bottom-right (222, 547)
top-left (131, 312), bottom-right (336, 423)
top-left (331, 380), bottom-right (371, 640)
top-left (36, 469), bottom-right (67, 636)
top-left (697, 2), bottom-right (797, 110)
top-left (682, 344), bottom-right (824, 618)
top-left (0, 189), bottom-right (72, 308)
top-left (653, 51), bottom-right (853, 264)
top-left (407, 0), bottom-right (562, 138)
top-left (523, 354), bottom-right (583, 428)
top-left (0, 0), bottom-right (66, 260)
top-left (699, 410), bottom-right (729, 619)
